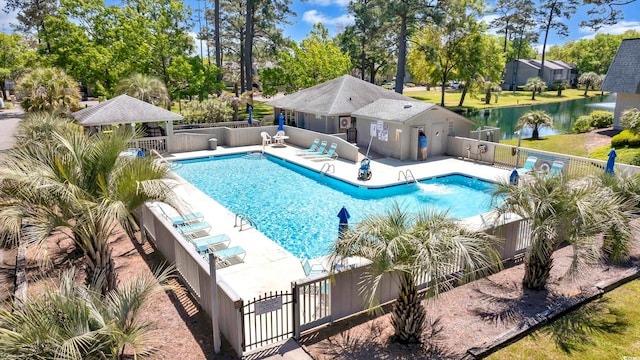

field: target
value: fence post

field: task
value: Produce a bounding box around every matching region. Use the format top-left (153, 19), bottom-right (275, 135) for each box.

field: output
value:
top-left (209, 253), bottom-right (221, 353)
top-left (292, 281), bottom-right (301, 340)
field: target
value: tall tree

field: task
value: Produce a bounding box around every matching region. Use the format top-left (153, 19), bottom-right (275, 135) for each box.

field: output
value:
top-left (4, 0), bottom-right (57, 52)
top-left (536, 0), bottom-right (579, 80)
top-left (386, 0), bottom-right (438, 94)
top-left (116, 73), bottom-right (170, 106)
top-left (260, 24), bottom-right (351, 94)
top-left (0, 33), bottom-right (38, 101)
top-left (407, 0), bottom-right (486, 106)
top-left (330, 203), bottom-right (499, 343)
top-left (578, 71), bottom-right (600, 96)
top-left (489, 0), bottom-right (535, 53)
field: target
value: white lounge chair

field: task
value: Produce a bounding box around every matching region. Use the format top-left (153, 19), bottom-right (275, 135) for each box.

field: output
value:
top-left (212, 246), bottom-right (247, 268)
top-left (191, 233), bottom-right (231, 253)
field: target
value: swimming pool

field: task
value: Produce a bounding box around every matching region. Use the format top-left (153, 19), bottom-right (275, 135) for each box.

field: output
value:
top-left (174, 153), bottom-right (498, 259)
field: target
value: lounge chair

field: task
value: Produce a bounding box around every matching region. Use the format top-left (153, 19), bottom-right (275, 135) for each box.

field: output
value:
top-left (310, 143), bottom-right (338, 161)
top-left (211, 246), bottom-right (246, 268)
top-left (516, 156), bottom-right (537, 175)
top-left (549, 160), bottom-right (564, 177)
top-left (302, 259), bottom-right (326, 276)
top-left (175, 221), bottom-right (211, 236)
top-left (169, 212), bottom-right (204, 226)
top-left (300, 141), bottom-right (328, 157)
top-left (296, 138), bottom-right (320, 155)
top-left (260, 132), bottom-right (272, 146)
top-left (191, 233), bottom-right (231, 253)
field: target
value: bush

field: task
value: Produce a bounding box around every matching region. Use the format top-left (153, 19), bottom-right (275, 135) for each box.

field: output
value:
top-left (573, 115), bottom-right (593, 133)
top-left (590, 110), bottom-right (613, 128)
top-left (630, 152), bottom-right (640, 166)
top-left (611, 130), bottom-right (640, 148)
top-left (181, 99), bottom-right (232, 124)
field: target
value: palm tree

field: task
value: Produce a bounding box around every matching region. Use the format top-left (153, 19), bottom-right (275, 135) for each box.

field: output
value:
top-left (0, 266), bottom-right (176, 359)
top-left (596, 173), bottom-right (640, 263)
top-left (15, 67), bottom-right (81, 113)
top-left (115, 73), bottom-right (169, 107)
top-left (492, 174), bottom-right (634, 290)
top-left (0, 113), bottom-right (180, 294)
top-left (329, 203), bottom-right (499, 343)
top-left (524, 77), bottom-right (546, 100)
top-left (579, 72), bottom-right (600, 96)
top-left (517, 110), bottom-right (553, 140)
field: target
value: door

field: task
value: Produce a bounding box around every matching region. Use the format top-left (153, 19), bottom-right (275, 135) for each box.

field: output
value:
top-left (430, 123), bottom-right (445, 155)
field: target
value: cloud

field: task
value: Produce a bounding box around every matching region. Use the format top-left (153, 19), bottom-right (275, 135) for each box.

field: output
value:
top-left (189, 31), bottom-right (205, 57)
top-left (481, 15), bottom-right (500, 36)
top-left (302, 10), bottom-right (354, 26)
top-left (579, 20), bottom-right (640, 39)
top-left (309, 0), bottom-right (351, 6)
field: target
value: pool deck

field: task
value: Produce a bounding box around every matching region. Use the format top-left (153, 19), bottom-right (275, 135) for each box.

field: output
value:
top-left (158, 144), bottom-right (511, 300)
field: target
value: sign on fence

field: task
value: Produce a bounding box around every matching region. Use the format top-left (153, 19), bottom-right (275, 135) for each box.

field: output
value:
top-left (255, 296), bottom-right (282, 315)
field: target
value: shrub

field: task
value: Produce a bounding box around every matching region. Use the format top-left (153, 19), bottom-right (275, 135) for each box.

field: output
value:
top-left (181, 99), bottom-right (232, 124)
top-left (573, 115), bottom-right (593, 133)
top-left (590, 110), bottom-right (613, 128)
top-left (630, 152), bottom-right (640, 166)
top-left (621, 108), bottom-right (640, 134)
top-left (611, 130), bottom-right (640, 148)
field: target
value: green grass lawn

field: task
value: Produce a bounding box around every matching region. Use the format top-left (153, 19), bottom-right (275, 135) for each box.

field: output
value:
top-left (488, 279), bottom-right (640, 360)
top-left (405, 89), bottom-right (604, 110)
top-left (500, 134), bottom-right (590, 158)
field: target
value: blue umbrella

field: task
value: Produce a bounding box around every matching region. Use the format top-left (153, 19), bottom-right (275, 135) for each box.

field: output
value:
top-left (247, 105), bottom-right (253, 125)
top-left (509, 168), bottom-right (519, 186)
top-left (605, 148), bottom-right (617, 174)
top-left (278, 113), bottom-right (284, 131)
top-left (337, 206), bottom-right (350, 237)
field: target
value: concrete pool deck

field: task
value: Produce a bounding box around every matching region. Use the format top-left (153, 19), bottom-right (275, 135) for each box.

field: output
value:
top-left (158, 144), bottom-right (512, 300)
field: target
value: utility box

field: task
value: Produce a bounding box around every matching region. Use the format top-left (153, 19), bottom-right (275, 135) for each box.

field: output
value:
top-left (209, 138), bottom-right (218, 150)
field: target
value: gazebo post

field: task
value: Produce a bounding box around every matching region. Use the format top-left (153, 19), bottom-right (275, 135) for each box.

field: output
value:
top-left (166, 120), bottom-right (174, 153)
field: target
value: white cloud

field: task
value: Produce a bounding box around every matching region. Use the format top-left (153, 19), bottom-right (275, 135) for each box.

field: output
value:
top-left (302, 10), bottom-right (354, 26)
top-left (481, 15), bottom-right (500, 36)
top-left (189, 31), bottom-right (205, 58)
top-left (309, 0), bottom-right (351, 6)
top-left (579, 20), bottom-right (640, 39)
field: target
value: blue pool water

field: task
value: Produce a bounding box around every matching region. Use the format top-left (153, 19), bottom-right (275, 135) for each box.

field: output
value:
top-left (174, 154), bottom-right (498, 259)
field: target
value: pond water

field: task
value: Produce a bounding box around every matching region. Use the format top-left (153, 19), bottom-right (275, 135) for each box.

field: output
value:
top-left (466, 94), bottom-right (616, 140)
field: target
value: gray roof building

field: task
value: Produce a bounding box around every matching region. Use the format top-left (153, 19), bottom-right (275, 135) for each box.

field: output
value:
top-left (601, 38), bottom-right (640, 129)
top-left (72, 94), bottom-right (183, 126)
top-left (602, 38), bottom-right (640, 94)
top-left (265, 75), bottom-right (416, 116)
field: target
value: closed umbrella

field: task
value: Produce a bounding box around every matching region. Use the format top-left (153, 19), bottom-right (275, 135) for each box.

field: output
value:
top-left (509, 168), bottom-right (519, 186)
top-left (247, 105), bottom-right (253, 125)
top-left (337, 206), bottom-right (350, 238)
top-left (278, 113), bottom-right (284, 131)
top-left (605, 148), bottom-right (617, 175)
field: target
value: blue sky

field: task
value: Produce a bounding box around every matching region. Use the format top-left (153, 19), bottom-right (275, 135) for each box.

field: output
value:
top-left (1, 0), bottom-right (639, 51)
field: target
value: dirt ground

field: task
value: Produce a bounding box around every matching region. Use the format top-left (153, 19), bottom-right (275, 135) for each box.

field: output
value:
top-left (585, 127), bottom-right (620, 153)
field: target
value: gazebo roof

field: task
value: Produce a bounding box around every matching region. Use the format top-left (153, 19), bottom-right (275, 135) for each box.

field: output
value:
top-left (265, 75), bottom-right (417, 116)
top-left (602, 38), bottom-right (640, 94)
top-left (72, 94), bottom-right (183, 126)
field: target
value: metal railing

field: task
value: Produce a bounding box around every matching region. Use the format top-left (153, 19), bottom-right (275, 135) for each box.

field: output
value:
top-left (398, 169), bottom-right (417, 184)
top-left (234, 212), bottom-right (257, 231)
top-left (320, 163), bottom-right (335, 175)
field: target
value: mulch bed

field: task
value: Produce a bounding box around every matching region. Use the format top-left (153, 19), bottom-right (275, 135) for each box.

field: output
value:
top-left (301, 241), bottom-right (640, 359)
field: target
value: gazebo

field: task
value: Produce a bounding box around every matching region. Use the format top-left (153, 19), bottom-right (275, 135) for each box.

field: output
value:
top-left (71, 94), bottom-right (183, 153)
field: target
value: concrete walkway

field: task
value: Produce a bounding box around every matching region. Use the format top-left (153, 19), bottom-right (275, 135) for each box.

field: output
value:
top-left (0, 106), bottom-right (24, 151)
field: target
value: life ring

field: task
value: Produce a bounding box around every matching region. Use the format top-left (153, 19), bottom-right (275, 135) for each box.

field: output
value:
top-left (539, 162), bottom-right (550, 173)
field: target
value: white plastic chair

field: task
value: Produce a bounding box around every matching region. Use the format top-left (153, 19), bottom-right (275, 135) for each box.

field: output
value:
top-left (260, 131), bottom-right (272, 146)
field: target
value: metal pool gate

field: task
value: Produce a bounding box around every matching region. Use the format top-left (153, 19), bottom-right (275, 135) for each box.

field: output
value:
top-left (241, 290), bottom-right (295, 351)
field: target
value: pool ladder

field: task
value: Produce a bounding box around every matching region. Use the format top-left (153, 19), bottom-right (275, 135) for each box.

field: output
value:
top-left (398, 169), bottom-right (417, 185)
top-left (320, 163), bottom-right (335, 176)
top-left (234, 212), bottom-right (257, 231)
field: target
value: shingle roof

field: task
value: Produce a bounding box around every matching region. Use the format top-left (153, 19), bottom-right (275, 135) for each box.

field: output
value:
top-left (72, 94), bottom-right (183, 126)
top-left (265, 75), bottom-right (417, 116)
top-left (602, 38), bottom-right (640, 94)
top-left (352, 99), bottom-right (475, 125)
